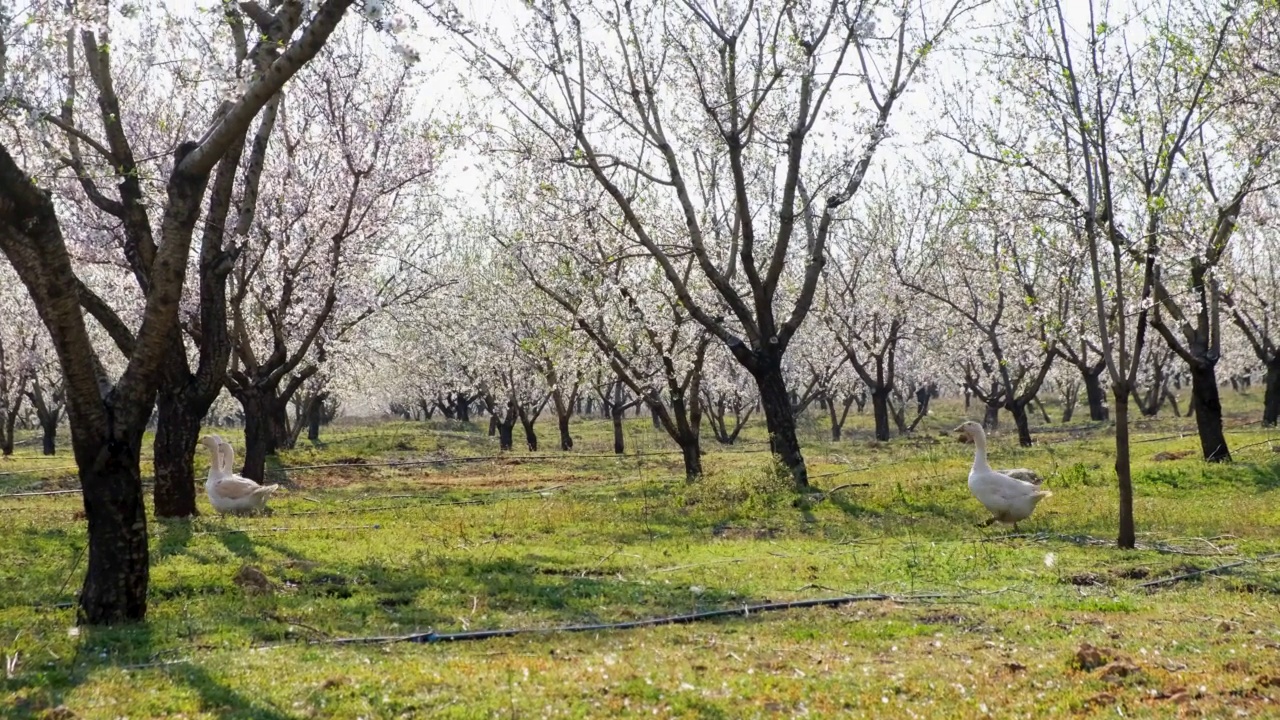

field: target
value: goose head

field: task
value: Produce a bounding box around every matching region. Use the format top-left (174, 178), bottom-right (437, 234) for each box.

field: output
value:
top-left (952, 421), bottom-right (983, 444)
top-left (199, 435), bottom-right (223, 454)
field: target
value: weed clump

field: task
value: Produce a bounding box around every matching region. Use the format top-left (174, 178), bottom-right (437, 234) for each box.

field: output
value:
top-left (678, 455), bottom-right (795, 516)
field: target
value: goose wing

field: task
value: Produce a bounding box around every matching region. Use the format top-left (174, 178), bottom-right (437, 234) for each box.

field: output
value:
top-left (213, 475), bottom-right (266, 499)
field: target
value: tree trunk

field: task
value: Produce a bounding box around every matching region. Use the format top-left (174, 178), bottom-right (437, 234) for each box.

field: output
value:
top-left (1263, 358), bottom-right (1280, 427)
top-left (752, 363), bottom-right (808, 489)
top-left (498, 421), bottom-right (515, 451)
top-left (1188, 361), bottom-right (1231, 462)
top-left (270, 398), bottom-right (293, 451)
top-left (1113, 390), bottom-right (1136, 549)
top-left (679, 437), bottom-right (702, 481)
top-left (522, 419), bottom-right (539, 452)
top-left (611, 407), bottom-right (625, 455)
top-left (826, 397), bottom-right (842, 441)
top-left (239, 391), bottom-right (275, 482)
top-left (870, 390), bottom-right (891, 442)
top-left (78, 443), bottom-right (150, 625)
top-left (557, 415), bottom-right (572, 451)
top-left (983, 402), bottom-right (1000, 431)
top-left (1, 411), bottom-right (16, 456)
top-left (1083, 368), bottom-right (1108, 421)
top-left (1010, 402), bottom-right (1034, 447)
top-left (489, 414), bottom-right (498, 437)
top-left (152, 392), bottom-right (201, 518)
top-left (306, 393), bottom-right (326, 443)
top-left (41, 421), bottom-right (57, 455)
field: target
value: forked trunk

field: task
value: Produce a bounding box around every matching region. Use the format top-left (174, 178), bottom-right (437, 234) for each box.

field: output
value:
top-left (152, 392), bottom-right (201, 518)
top-left (1113, 390), bottom-right (1136, 549)
top-left (753, 363), bottom-right (808, 489)
top-left (78, 440), bottom-right (150, 624)
top-left (1188, 361), bottom-right (1231, 462)
top-left (870, 390), bottom-right (890, 442)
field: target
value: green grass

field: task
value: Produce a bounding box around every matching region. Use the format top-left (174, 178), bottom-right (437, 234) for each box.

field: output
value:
top-left (2, 397), bottom-right (1279, 718)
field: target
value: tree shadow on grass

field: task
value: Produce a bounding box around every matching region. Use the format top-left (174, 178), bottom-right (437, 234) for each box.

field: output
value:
top-left (3, 623), bottom-right (301, 720)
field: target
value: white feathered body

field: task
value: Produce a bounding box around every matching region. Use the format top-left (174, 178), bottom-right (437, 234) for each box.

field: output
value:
top-left (201, 435), bottom-right (278, 515)
top-left (954, 422), bottom-right (1051, 526)
top-left (968, 467), bottom-right (1050, 524)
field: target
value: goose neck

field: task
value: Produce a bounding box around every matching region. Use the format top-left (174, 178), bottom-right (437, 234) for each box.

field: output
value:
top-left (971, 429), bottom-right (992, 472)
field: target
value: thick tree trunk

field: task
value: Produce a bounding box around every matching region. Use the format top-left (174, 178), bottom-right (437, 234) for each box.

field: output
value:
top-left (239, 391), bottom-right (275, 482)
top-left (1083, 368), bottom-right (1108, 421)
top-left (78, 442), bottom-right (150, 625)
top-left (521, 419), bottom-right (538, 452)
top-left (1188, 361), bottom-right (1231, 462)
top-left (611, 407), bottom-right (625, 455)
top-left (152, 392), bottom-right (201, 518)
top-left (307, 400), bottom-right (322, 442)
top-left (1, 411), bottom-right (16, 456)
top-left (557, 415), bottom-right (572, 451)
top-left (679, 437), bottom-right (702, 481)
top-left (270, 398), bottom-right (293, 451)
top-left (1263, 358), bottom-right (1280, 427)
top-left (870, 390), bottom-right (891, 442)
top-left (497, 422), bottom-right (515, 451)
top-left (41, 421), bottom-right (57, 455)
top-left (826, 398), bottom-right (842, 441)
top-left (753, 363), bottom-right (808, 489)
top-left (1113, 390), bottom-right (1136, 549)
top-left (489, 414), bottom-right (498, 437)
top-left (1010, 403), bottom-right (1034, 447)
top-left (983, 402), bottom-right (1000, 431)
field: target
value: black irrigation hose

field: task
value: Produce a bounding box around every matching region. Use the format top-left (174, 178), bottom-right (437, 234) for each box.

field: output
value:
top-left (317, 592), bottom-right (950, 645)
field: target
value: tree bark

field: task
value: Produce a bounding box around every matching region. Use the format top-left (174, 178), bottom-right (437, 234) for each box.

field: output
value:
top-left (753, 363), bottom-right (808, 489)
top-left (238, 389), bottom-right (276, 482)
top-left (1082, 367), bottom-right (1108, 421)
top-left (1188, 361), bottom-right (1231, 462)
top-left (983, 402), bottom-right (1000, 431)
top-left (1263, 358), bottom-right (1280, 427)
top-left (611, 406), bottom-right (625, 455)
top-left (41, 421), bottom-right (57, 455)
top-left (1010, 402), bottom-right (1033, 447)
top-left (1113, 390), bottom-right (1136, 549)
top-left (152, 391), bottom-right (201, 518)
top-left (78, 441), bottom-right (150, 624)
top-left (497, 421), bottom-right (515, 451)
top-left (870, 389), bottom-right (891, 442)
top-left (557, 415), bottom-right (572, 451)
top-left (521, 418), bottom-right (538, 452)
top-left (679, 438), bottom-right (702, 480)
top-left (307, 398), bottom-right (323, 442)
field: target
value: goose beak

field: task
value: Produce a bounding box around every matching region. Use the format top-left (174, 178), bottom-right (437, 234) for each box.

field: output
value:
top-left (951, 424), bottom-right (965, 433)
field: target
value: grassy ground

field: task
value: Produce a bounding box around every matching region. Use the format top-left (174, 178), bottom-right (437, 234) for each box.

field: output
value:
top-left (1, 397), bottom-right (1279, 718)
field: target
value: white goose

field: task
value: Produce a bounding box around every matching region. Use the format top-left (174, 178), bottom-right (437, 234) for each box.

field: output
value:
top-left (953, 421), bottom-right (1051, 530)
top-left (199, 435), bottom-right (278, 515)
